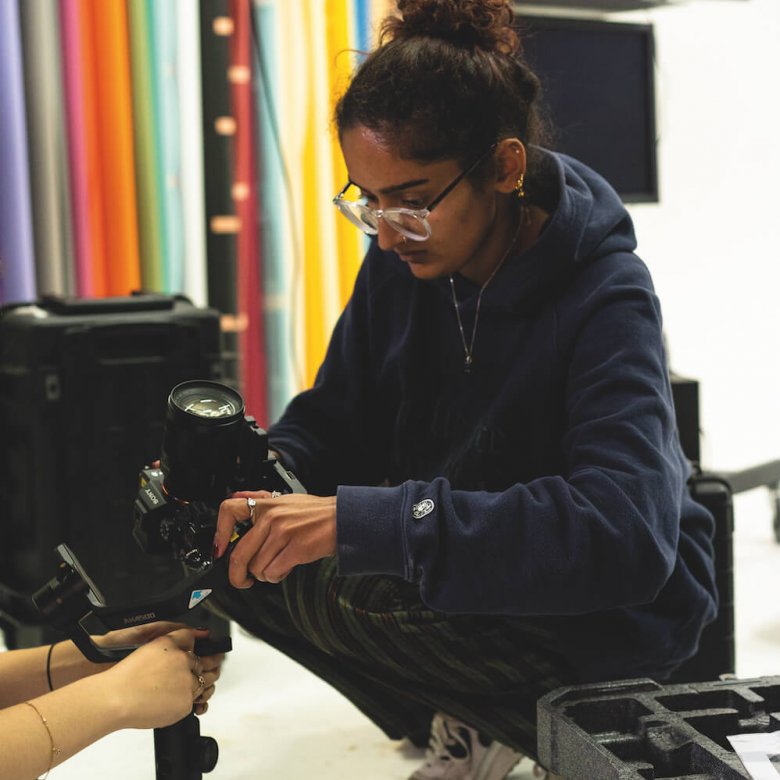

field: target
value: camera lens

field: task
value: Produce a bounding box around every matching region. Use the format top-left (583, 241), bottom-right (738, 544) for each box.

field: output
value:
top-left (161, 380), bottom-right (246, 502)
top-left (169, 382), bottom-right (242, 421)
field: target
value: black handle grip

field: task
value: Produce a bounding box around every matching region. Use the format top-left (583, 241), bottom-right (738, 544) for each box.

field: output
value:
top-left (193, 636), bottom-right (232, 656)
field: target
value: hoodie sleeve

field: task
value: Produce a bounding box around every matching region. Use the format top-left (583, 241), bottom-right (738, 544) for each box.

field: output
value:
top-left (338, 254), bottom-right (694, 617)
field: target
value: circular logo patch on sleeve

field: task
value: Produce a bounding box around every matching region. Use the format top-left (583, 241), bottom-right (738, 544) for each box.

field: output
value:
top-left (411, 499), bottom-right (435, 519)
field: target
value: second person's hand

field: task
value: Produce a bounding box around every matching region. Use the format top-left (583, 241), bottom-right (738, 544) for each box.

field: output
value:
top-left (101, 627), bottom-right (221, 728)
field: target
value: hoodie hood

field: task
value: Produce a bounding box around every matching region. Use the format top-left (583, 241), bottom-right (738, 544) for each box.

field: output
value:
top-left (529, 148), bottom-right (637, 263)
top-left (425, 148), bottom-right (640, 314)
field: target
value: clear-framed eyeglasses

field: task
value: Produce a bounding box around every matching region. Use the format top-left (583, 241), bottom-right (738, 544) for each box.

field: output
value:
top-left (332, 144), bottom-right (497, 242)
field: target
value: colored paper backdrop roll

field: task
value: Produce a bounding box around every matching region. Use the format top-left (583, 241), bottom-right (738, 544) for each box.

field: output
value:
top-left (19, 0), bottom-right (76, 298)
top-left (0, 0), bottom-right (37, 305)
top-left (252, 0), bottom-right (297, 421)
top-left (87, 0), bottom-right (141, 296)
top-left (230, 0), bottom-right (267, 422)
top-left (149, 0), bottom-right (185, 294)
top-left (60, 0), bottom-right (98, 296)
top-left (128, 0), bottom-right (165, 292)
top-left (177, 0), bottom-right (208, 308)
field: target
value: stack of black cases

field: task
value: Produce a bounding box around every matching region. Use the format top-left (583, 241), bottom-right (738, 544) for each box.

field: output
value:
top-left (0, 294), bottom-right (224, 647)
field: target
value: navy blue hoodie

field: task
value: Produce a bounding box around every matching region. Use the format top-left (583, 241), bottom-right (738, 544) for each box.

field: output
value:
top-left (269, 149), bottom-right (717, 681)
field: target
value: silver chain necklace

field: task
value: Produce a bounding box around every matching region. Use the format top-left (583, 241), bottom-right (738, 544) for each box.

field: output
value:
top-left (448, 218), bottom-right (523, 373)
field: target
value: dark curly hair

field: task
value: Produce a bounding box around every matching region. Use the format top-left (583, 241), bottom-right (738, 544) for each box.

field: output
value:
top-left (335, 0), bottom-right (549, 177)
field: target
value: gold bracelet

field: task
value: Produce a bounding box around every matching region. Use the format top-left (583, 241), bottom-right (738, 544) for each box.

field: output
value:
top-left (24, 700), bottom-right (61, 779)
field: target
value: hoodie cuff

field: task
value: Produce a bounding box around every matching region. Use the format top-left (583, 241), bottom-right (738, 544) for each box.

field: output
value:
top-left (336, 484), bottom-right (407, 578)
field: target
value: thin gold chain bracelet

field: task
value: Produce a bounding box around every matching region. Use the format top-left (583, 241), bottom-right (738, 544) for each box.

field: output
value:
top-left (24, 700), bottom-right (61, 779)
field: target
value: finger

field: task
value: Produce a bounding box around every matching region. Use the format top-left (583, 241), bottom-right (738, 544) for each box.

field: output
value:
top-left (243, 502), bottom-right (290, 582)
top-left (193, 670), bottom-right (217, 694)
top-left (231, 490), bottom-right (274, 499)
top-left (187, 652), bottom-right (202, 676)
top-left (214, 496), bottom-right (258, 559)
top-left (199, 653), bottom-right (225, 674)
top-left (192, 671), bottom-right (207, 695)
top-left (165, 628), bottom-right (197, 652)
top-left (227, 513), bottom-right (274, 588)
top-left (230, 555), bottom-right (257, 589)
top-left (249, 542), bottom-right (287, 583)
top-left (194, 665), bottom-right (219, 689)
top-left (132, 621), bottom-right (191, 643)
top-left (254, 545), bottom-right (295, 584)
top-left (195, 683), bottom-right (216, 704)
top-left (198, 662), bottom-right (222, 681)
top-left (266, 567), bottom-right (293, 584)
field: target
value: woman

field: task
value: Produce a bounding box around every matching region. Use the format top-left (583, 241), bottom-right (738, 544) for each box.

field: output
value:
top-left (0, 623), bottom-right (222, 779)
top-left (211, 1), bottom-right (717, 778)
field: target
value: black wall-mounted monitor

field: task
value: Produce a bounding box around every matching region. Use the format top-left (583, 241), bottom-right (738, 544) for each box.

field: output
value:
top-left (516, 14), bottom-right (658, 203)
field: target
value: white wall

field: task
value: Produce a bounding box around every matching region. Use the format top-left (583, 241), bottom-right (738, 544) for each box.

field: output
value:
top-left (519, 0), bottom-right (780, 474)
top-left (625, 0), bottom-right (780, 474)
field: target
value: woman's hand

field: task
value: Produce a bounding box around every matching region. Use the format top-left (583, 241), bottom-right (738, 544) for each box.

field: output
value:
top-left (103, 628), bottom-right (222, 728)
top-left (213, 491), bottom-right (337, 588)
top-left (93, 622), bottom-right (225, 711)
top-left (99, 624), bottom-right (224, 721)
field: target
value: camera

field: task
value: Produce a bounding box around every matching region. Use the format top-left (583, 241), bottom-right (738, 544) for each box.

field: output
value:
top-left (133, 379), bottom-right (305, 571)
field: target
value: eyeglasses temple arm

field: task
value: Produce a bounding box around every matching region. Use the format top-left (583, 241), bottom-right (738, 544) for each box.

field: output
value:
top-left (425, 143), bottom-right (498, 212)
top-left (334, 181), bottom-right (352, 200)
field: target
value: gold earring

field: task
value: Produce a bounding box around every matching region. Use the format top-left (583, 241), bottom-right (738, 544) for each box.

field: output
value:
top-left (514, 173), bottom-right (526, 200)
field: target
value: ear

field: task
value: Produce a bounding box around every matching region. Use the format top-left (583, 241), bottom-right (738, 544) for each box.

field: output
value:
top-left (493, 138), bottom-right (527, 194)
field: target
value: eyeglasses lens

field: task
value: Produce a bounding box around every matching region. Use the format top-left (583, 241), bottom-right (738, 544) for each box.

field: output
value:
top-left (336, 201), bottom-right (379, 235)
top-left (384, 212), bottom-right (430, 240)
top-left (335, 199), bottom-right (431, 241)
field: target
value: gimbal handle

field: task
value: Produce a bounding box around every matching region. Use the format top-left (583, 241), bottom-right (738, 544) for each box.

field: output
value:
top-left (32, 521), bottom-right (250, 663)
top-left (154, 636), bottom-right (232, 780)
top-left (32, 542), bottom-right (240, 779)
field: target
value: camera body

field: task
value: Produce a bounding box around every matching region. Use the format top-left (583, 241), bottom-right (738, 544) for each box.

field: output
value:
top-left (133, 380), bottom-right (305, 571)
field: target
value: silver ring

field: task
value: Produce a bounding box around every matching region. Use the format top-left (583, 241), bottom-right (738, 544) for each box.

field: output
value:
top-left (270, 491), bottom-right (281, 498)
top-left (246, 496), bottom-right (257, 520)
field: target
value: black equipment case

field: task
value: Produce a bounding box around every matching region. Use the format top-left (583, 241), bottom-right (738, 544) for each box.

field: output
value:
top-left (667, 473), bottom-right (735, 684)
top-left (0, 294), bottom-right (224, 646)
top-left (538, 675), bottom-right (780, 779)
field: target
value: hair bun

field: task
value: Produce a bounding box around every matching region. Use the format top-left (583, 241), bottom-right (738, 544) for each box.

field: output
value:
top-left (386, 0), bottom-right (518, 54)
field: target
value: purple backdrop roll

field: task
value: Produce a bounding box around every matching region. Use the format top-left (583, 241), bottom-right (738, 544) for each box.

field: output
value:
top-left (0, 0), bottom-right (38, 305)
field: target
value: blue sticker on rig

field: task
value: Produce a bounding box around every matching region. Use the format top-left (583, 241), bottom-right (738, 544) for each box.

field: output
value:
top-left (188, 589), bottom-right (213, 609)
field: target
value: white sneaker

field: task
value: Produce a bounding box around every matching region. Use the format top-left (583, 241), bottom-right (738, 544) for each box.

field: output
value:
top-left (409, 713), bottom-right (524, 780)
